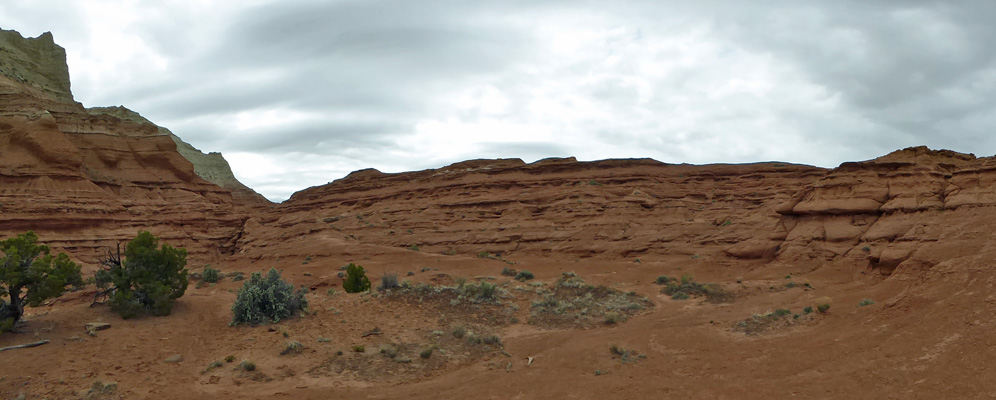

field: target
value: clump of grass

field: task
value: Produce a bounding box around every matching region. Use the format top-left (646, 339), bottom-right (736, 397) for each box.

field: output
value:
top-left (501, 267), bottom-right (517, 277)
top-left (317, 337), bottom-right (331, 343)
top-left (734, 308), bottom-right (795, 335)
top-left (604, 311), bottom-right (627, 325)
top-left (379, 272), bottom-right (400, 290)
top-left (654, 276), bottom-right (671, 285)
top-left (803, 306), bottom-right (813, 315)
top-left (224, 355), bottom-right (236, 363)
top-left (420, 348), bottom-right (433, 359)
top-left (608, 344), bottom-right (643, 363)
top-left (515, 270), bottom-right (535, 281)
top-left (87, 381), bottom-right (118, 396)
top-left (816, 296), bottom-right (832, 313)
top-left (482, 335), bottom-right (502, 345)
top-left (239, 360), bottom-right (256, 371)
top-left (353, 345), bottom-right (366, 353)
top-left (201, 360), bottom-right (224, 374)
top-left (380, 345), bottom-right (399, 359)
top-left (478, 251), bottom-right (493, 259)
top-left (452, 326), bottom-right (467, 338)
top-left (408, 244), bottom-right (420, 251)
top-left (858, 299), bottom-right (874, 307)
top-left (281, 341), bottom-right (304, 355)
top-left (785, 281), bottom-right (797, 289)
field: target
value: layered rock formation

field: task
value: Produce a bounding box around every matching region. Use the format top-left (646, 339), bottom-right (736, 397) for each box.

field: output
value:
top-left (0, 28), bottom-right (262, 261)
top-left (237, 157), bottom-right (826, 264)
top-left (776, 146), bottom-right (996, 275)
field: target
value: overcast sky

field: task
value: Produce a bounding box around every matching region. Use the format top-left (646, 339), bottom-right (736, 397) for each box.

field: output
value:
top-left (3, 1), bottom-right (996, 201)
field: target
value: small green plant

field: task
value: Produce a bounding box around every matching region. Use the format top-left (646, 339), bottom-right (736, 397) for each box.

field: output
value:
top-left (317, 337), bottom-right (331, 343)
top-left (352, 345), bottom-right (366, 353)
top-left (239, 360), bottom-right (256, 371)
top-left (862, 246), bottom-right (871, 252)
top-left (230, 268), bottom-right (308, 326)
top-left (501, 267), bottom-right (517, 277)
top-left (654, 275), bottom-right (671, 285)
top-left (201, 266), bottom-right (221, 283)
top-left (803, 306), bottom-right (813, 314)
top-left (452, 326), bottom-right (466, 338)
top-left (408, 244), bottom-right (420, 251)
top-left (477, 251), bottom-right (492, 259)
top-left (225, 355), bottom-right (236, 363)
top-left (785, 281), bottom-right (797, 288)
top-left (514, 270), bottom-right (534, 281)
top-left (817, 303), bottom-right (831, 313)
top-left (858, 299), bottom-right (875, 307)
top-left (342, 263), bottom-right (371, 293)
top-left (771, 309), bottom-right (791, 317)
top-left (420, 348), bottom-right (433, 359)
top-left (282, 331), bottom-right (290, 338)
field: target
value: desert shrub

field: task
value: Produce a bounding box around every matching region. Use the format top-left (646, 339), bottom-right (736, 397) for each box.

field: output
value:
top-left (225, 355), bottom-right (236, 363)
top-left (452, 326), bottom-right (466, 338)
top-left (353, 345), bottom-right (365, 353)
top-left (817, 303), bottom-right (831, 313)
top-left (379, 272), bottom-right (399, 290)
top-left (420, 348), bottom-right (433, 359)
top-left (803, 306), bottom-right (813, 314)
top-left (0, 231), bottom-right (83, 331)
top-left (281, 341), bottom-right (304, 355)
top-left (239, 360), bottom-right (256, 371)
top-left (501, 267), bottom-right (517, 277)
top-left (858, 299), bottom-right (874, 307)
top-left (202, 266), bottom-right (221, 283)
top-left (654, 276), bottom-right (672, 285)
top-left (95, 231), bottom-right (187, 319)
top-left (514, 270), bottom-right (534, 281)
top-left (230, 268), bottom-right (308, 326)
top-left (453, 281), bottom-right (498, 303)
top-left (342, 263), bottom-right (371, 293)
top-left (477, 251), bottom-right (492, 259)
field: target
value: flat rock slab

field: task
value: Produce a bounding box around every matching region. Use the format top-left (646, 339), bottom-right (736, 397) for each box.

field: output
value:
top-left (163, 354), bottom-right (184, 363)
top-left (84, 322), bottom-right (111, 332)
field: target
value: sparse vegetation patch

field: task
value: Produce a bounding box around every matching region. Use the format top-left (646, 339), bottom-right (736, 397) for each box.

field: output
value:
top-left (529, 272), bottom-right (653, 329)
top-left (660, 275), bottom-right (733, 303)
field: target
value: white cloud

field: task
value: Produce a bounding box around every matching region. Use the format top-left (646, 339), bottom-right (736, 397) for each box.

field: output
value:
top-left (5, 0), bottom-right (996, 201)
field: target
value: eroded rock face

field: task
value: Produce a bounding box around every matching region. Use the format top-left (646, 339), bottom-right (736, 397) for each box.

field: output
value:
top-left (775, 146), bottom-right (996, 274)
top-left (0, 29), bottom-right (255, 262)
top-left (87, 105), bottom-right (269, 204)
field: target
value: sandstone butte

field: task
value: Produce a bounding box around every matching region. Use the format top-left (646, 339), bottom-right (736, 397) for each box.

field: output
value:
top-left (3, 28), bottom-right (996, 399)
